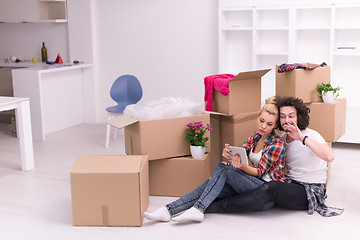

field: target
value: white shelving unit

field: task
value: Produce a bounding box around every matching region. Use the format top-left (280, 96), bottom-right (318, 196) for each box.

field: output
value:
top-left (218, 0), bottom-right (360, 143)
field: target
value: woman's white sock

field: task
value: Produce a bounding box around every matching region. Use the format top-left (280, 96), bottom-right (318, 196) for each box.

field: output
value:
top-left (144, 207), bottom-right (171, 222)
top-left (172, 207), bottom-right (204, 223)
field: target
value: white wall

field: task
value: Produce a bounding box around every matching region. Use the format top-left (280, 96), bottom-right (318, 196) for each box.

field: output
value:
top-left (91, 0), bottom-right (218, 122)
top-left (0, 23), bottom-right (69, 62)
top-left (1, 0), bottom-right (218, 123)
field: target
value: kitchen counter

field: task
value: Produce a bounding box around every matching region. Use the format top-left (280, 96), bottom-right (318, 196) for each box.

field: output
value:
top-left (0, 61), bottom-right (92, 71)
top-left (11, 63), bottom-right (93, 141)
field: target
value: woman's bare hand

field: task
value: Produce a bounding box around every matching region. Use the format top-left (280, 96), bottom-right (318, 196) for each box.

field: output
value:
top-left (231, 154), bottom-right (244, 169)
top-left (222, 143), bottom-right (231, 160)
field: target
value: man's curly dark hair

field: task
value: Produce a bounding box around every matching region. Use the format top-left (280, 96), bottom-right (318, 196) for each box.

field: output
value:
top-left (275, 96), bottom-right (310, 131)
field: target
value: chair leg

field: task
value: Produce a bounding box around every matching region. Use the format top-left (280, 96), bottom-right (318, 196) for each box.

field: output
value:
top-left (105, 123), bottom-right (111, 148)
top-left (113, 127), bottom-right (118, 141)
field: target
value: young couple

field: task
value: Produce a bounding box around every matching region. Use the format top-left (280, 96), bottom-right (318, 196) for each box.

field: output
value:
top-left (144, 96), bottom-right (343, 223)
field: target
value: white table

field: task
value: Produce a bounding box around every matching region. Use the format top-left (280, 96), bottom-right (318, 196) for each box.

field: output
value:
top-left (0, 97), bottom-right (34, 171)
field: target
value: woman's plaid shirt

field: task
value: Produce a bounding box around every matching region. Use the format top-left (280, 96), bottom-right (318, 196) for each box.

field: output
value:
top-left (242, 131), bottom-right (287, 182)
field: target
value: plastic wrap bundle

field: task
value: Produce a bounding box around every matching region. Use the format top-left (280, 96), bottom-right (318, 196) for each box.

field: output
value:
top-left (123, 97), bottom-right (204, 121)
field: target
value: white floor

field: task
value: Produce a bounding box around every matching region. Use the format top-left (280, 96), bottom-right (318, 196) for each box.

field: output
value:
top-left (0, 122), bottom-right (359, 240)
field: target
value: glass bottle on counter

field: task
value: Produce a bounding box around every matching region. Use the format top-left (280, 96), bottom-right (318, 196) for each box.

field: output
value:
top-left (41, 42), bottom-right (47, 62)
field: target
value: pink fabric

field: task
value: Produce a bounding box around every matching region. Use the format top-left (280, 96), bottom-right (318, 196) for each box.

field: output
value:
top-left (204, 74), bottom-right (235, 111)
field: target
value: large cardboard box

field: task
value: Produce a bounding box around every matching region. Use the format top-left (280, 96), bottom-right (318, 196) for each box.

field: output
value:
top-left (149, 154), bottom-right (210, 197)
top-left (108, 114), bottom-right (210, 160)
top-left (210, 69), bottom-right (270, 115)
top-left (221, 111), bottom-right (259, 147)
top-left (276, 63), bottom-right (330, 103)
top-left (70, 155), bottom-right (149, 227)
top-left (306, 98), bottom-right (346, 142)
top-left (209, 114), bottom-right (223, 172)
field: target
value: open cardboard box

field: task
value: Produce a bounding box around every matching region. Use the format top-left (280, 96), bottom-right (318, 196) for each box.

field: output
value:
top-left (276, 63), bottom-right (330, 103)
top-left (108, 114), bottom-right (210, 160)
top-left (209, 69), bottom-right (270, 116)
top-left (70, 155), bottom-right (149, 227)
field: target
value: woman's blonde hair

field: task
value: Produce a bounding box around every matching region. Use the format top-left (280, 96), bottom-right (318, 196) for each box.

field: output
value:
top-left (259, 96), bottom-right (278, 120)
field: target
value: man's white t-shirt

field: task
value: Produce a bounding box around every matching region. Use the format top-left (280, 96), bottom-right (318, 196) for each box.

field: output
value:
top-left (281, 128), bottom-right (328, 184)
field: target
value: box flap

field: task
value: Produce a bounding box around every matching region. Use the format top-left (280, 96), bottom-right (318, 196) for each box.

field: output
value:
top-left (232, 69), bottom-right (271, 81)
top-left (203, 110), bottom-right (227, 116)
top-left (71, 155), bottom-right (148, 174)
top-left (107, 114), bottom-right (139, 129)
top-left (221, 111), bottom-right (259, 123)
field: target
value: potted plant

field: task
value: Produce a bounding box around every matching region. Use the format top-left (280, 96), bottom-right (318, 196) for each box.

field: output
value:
top-left (316, 83), bottom-right (341, 104)
top-left (184, 121), bottom-right (211, 159)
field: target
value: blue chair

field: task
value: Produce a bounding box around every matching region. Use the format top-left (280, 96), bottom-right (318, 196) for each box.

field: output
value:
top-left (105, 75), bottom-right (143, 148)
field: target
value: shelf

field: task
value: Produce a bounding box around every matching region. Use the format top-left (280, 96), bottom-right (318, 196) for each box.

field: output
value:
top-left (255, 8), bottom-right (289, 29)
top-left (334, 6), bottom-right (360, 29)
top-left (333, 51), bottom-right (360, 56)
top-left (334, 29), bottom-right (360, 53)
top-left (220, 9), bottom-right (253, 29)
top-left (255, 26), bottom-right (289, 31)
top-left (221, 27), bottom-right (252, 31)
top-left (37, 19), bottom-right (67, 23)
top-left (295, 26), bottom-right (331, 30)
top-left (295, 7), bottom-right (331, 29)
top-left (334, 26), bottom-right (360, 30)
top-left (255, 51), bottom-right (289, 56)
top-left (255, 30), bottom-right (289, 53)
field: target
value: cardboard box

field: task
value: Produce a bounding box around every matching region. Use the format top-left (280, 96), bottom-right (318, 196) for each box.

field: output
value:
top-left (221, 111), bottom-right (259, 147)
top-left (70, 155), bottom-right (149, 227)
top-left (276, 63), bottom-right (330, 103)
top-left (149, 154), bottom-right (210, 197)
top-left (209, 114), bottom-right (223, 172)
top-left (306, 98), bottom-right (346, 142)
top-left (210, 69), bottom-right (270, 115)
top-left (108, 114), bottom-right (210, 160)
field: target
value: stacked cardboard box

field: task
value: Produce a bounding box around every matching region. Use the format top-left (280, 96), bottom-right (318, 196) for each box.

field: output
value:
top-left (275, 63), bottom-right (346, 184)
top-left (208, 69), bottom-right (271, 171)
top-left (107, 113), bottom-right (212, 197)
top-left (275, 63), bottom-right (346, 142)
top-left (149, 154), bottom-right (210, 197)
top-left (276, 63), bottom-right (330, 103)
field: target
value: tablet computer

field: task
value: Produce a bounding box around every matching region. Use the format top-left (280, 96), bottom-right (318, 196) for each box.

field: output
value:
top-left (227, 146), bottom-right (248, 165)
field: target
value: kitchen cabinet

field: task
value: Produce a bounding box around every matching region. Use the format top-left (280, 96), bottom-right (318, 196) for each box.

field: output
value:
top-left (0, 0), bottom-right (67, 23)
top-left (38, 0), bottom-right (67, 22)
top-left (218, 0), bottom-right (360, 143)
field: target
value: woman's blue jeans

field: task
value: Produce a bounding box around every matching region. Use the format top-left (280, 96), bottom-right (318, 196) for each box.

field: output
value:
top-left (166, 162), bottom-right (265, 215)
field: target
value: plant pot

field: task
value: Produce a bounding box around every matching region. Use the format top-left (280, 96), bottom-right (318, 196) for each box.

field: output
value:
top-left (190, 145), bottom-right (205, 159)
top-left (322, 91), bottom-right (335, 104)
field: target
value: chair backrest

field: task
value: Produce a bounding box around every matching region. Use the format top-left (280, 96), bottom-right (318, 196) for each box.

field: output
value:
top-left (110, 75), bottom-right (143, 106)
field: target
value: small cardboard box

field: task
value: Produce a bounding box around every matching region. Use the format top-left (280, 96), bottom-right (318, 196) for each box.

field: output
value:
top-left (276, 63), bottom-right (330, 103)
top-left (70, 155), bottom-right (149, 227)
top-left (210, 69), bottom-right (270, 115)
top-left (149, 154), bottom-right (210, 197)
top-left (306, 98), bottom-right (346, 142)
top-left (220, 111), bottom-right (259, 147)
top-left (108, 114), bottom-right (210, 160)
